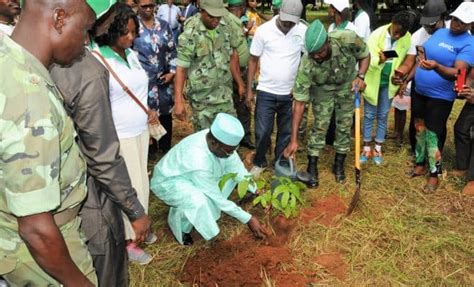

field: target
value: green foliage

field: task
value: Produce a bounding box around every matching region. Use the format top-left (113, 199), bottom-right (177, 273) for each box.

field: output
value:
top-left (253, 176), bottom-right (306, 218)
top-left (219, 173), bottom-right (256, 199)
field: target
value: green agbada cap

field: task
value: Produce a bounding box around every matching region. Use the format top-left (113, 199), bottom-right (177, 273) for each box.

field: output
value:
top-left (228, 0), bottom-right (243, 6)
top-left (305, 19), bottom-right (327, 53)
top-left (86, 0), bottom-right (117, 18)
top-left (272, 0), bottom-right (282, 9)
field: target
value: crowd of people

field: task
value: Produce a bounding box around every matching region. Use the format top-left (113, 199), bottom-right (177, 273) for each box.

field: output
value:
top-left (0, 0), bottom-right (473, 286)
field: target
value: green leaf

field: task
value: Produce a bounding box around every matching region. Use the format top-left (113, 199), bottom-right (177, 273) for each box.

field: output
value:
top-left (295, 181), bottom-right (307, 191)
top-left (238, 180), bottom-right (249, 199)
top-left (281, 191), bottom-right (290, 208)
top-left (292, 188), bottom-right (303, 203)
top-left (218, 173), bottom-right (237, 191)
top-left (283, 208), bottom-right (291, 218)
top-left (256, 179), bottom-right (266, 190)
top-left (272, 198), bottom-right (282, 211)
top-left (264, 191), bottom-right (272, 202)
top-left (252, 196), bottom-right (262, 206)
top-left (273, 185), bottom-right (288, 199)
top-left (290, 194), bottom-right (296, 209)
top-left (261, 197), bottom-right (267, 208)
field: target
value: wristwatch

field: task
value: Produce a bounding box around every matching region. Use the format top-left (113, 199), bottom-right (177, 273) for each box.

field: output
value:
top-left (357, 73), bottom-right (365, 80)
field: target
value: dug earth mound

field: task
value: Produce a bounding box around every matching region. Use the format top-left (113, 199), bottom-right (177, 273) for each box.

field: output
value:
top-left (181, 194), bottom-right (348, 286)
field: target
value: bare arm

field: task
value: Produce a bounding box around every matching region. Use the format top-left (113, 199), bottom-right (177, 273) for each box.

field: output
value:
top-left (245, 55), bottom-right (259, 108)
top-left (420, 59), bottom-right (470, 81)
top-left (18, 213), bottom-right (94, 287)
top-left (283, 100), bottom-right (306, 157)
top-left (174, 66), bottom-right (188, 120)
top-left (230, 49), bottom-right (246, 99)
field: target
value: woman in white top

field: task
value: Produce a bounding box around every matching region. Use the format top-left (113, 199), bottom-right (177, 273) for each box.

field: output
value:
top-left (352, 0), bottom-right (374, 42)
top-left (94, 3), bottom-right (154, 265)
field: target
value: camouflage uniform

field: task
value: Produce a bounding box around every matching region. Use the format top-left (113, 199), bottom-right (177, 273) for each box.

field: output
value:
top-left (0, 35), bottom-right (96, 285)
top-left (178, 13), bottom-right (248, 131)
top-left (293, 30), bottom-right (369, 156)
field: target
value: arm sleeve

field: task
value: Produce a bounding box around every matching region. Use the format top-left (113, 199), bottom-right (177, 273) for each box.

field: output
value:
top-left (249, 26), bottom-right (264, 57)
top-left (1, 121), bottom-right (61, 216)
top-left (165, 25), bottom-right (178, 73)
top-left (190, 170), bottom-right (252, 224)
top-left (68, 63), bottom-right (145, 221)
top-left (351, 34), bottom-right (370, 60)
top-left (456, 42), bottom-right (474, 65)
top-left (292, 55), bottom-right (313, 102)
top-left (176, 27), bottom-right (195, 68)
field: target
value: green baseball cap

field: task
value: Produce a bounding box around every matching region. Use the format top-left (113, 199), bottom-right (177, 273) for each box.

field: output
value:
top-left (305, 19), bottom-right (327, 53)
top-left (228, 0), bottom-right (244, 7)
top-left (200, 0), bottom-right (228, 17)
top-left (272, 0), bottom-right (282, 9)
top-left (86, 0), bottom-right (117, 18)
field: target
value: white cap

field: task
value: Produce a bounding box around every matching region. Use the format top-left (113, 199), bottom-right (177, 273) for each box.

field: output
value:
top-left (450, 1), bottom-right (474, 24)
top-left (325, 0), bottom-right (349, 12)
top-left (210, 113), bottom-right (244, 146)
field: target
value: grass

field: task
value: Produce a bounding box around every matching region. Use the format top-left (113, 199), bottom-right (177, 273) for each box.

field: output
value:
top-left (129, 9), bottom-right (473, 287)
top-left (131, 98), bottom-right (473, 286)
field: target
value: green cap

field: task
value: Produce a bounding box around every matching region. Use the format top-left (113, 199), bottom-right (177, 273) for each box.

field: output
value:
top-left (305, 19), bottom-right (327, 53)
top-left (200, 0), bottom-right (228, 17)
top-left (228, 0), bottom-right (243, 6)
top-left (272, 0), bottom-right (282, 9)
top-left (86, 0), bottom-right (117, 18)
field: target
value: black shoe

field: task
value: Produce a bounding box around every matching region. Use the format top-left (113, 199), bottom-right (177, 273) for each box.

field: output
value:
top-left (306, 156), bottom-right (319, 187)
top-left (182, 233), bottom-right (193, 246)
top-left (240, 140), bottom-right (255, 149)
top-left (332, 153), bottom-right (346, 183)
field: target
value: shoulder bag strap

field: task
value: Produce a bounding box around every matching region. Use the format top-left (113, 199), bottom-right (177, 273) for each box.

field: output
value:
top-left (91, 50), bottom-right (149, 115)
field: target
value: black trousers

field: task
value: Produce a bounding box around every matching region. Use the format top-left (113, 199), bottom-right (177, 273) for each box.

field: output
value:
top-left (232, 87), bottom-right (252, 143)
top-left (454, 102), bottom-right (474, 180)
top-left (412, 90), bottom-right (453, 152)
top-left (158, 113), bottom-right (173, 152)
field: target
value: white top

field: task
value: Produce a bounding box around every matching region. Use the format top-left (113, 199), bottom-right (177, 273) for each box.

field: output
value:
top-left (354, 10), bottom-right (371, 42)
top-left (0, 23), bottom-right (14, 36)
top-left (157, 4), bottom-right (181, 30)
top-left (93, 47), bottom-right (149, 139)
top-left (328, 21), bottom-right (358, 34)
top-left (383, 31), bottom-right (398, 65)
top-left (250, 16), bottom-right (307, 95)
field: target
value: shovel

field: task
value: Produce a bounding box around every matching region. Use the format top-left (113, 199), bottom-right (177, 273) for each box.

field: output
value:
top-left (347, 87), bottom-right (361, 215)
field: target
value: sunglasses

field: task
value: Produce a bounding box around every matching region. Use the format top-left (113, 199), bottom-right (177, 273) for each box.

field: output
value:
top-left (140, 4), bottom-right (156, 10)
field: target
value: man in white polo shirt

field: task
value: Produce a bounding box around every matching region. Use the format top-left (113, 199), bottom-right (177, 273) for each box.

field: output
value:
top-left (245, 0), bottom-right (306, 175)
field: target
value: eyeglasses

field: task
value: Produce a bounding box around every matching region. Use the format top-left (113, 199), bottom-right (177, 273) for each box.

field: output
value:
top-left (140, 4), bottom-right (156, 10)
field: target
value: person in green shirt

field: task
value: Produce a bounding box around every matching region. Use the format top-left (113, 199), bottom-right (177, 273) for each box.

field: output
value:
top-left (284, 20), bottom-right (369, 187)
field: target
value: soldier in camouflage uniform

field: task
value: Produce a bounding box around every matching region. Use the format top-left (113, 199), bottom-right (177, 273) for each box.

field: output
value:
top-left (284, 20), bottom-right (370, 187)
top-left (0, 0), bottom-right (101, 286)
top-left (174, 0), bottom-right (248, 132)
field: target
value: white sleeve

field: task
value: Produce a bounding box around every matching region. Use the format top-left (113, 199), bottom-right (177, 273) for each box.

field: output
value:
top-left (250, 26), bottom-right (264, 57)
top-left (354, 12), bottom-right (371, 42)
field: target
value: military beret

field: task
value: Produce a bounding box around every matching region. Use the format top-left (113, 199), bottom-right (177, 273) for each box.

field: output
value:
top-left (272, 0), bottom-right (282, 9)
top-left (228, 0), bottom-right (244, 6)
top-left (305, 19), bottom-right (327, 53)
top-left (86, 0), bottom-right (117, 18)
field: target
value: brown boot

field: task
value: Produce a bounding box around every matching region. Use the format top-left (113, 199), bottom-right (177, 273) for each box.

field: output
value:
top-left (462, 181), bottom-right (474, 196)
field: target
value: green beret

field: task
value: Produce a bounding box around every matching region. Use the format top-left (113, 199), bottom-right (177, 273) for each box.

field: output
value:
top-left (228, 0), bottom-right (243, 6)
top-left (305, 19), bottom-right (327, 53)
top-left (86, 0), bottom-right (117, 18)
top-left (272, 0), bottom-right (282, 9)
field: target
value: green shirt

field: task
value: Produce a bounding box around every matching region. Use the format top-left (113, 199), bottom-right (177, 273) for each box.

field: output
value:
top-left (177, 14), bottom-right (248, 101)
top-left (293, 30), bottom-right (369, 102)
top-left (0, 34), bottom-right (87, 248)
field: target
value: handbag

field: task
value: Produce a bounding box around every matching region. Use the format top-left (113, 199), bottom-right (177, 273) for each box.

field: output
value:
top-left (91, 50), bottom-right (167, 141)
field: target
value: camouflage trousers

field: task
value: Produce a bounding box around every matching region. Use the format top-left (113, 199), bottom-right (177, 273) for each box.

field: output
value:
top-left (308, 88), bottom-right (354, 156)
top-left (189, 100), bottom-right (236, 132)
top-left (2, 217), bottom-right (97, 286)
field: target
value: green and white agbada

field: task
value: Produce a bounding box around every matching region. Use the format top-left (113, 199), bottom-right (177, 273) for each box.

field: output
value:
top-left (150, 113), bottom-right (255, 244)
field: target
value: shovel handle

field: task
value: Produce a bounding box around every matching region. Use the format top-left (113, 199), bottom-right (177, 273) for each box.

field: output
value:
top-left (354, 89), bottom-right (361, 170)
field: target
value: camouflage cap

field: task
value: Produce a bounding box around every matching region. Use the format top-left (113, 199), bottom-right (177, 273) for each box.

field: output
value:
top-left (201, 0), bottom-right (228, 17)
top-left (305, 19), bottom-right (327, 53)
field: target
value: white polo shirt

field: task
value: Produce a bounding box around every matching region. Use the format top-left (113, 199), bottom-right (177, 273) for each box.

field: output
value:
top-left (94, 46), bottom-right (149, 139)
top-left (250, 16), bottom-right (307, 95)
top-left (0, 23), bottom-right (14, 36)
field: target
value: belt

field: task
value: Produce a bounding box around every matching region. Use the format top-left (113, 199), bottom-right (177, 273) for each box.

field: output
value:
top-left (54, 205), bottom-right (81, 226)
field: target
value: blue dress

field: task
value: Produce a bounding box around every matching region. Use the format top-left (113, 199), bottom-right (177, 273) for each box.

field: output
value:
top-left (133, 17), bottom-right (177, 116)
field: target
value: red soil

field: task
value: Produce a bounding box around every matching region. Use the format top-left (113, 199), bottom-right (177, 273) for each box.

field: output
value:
top-left (181, 216), bottom-right (309, 286)
top-left (300, 194), bottom-right (347, 226)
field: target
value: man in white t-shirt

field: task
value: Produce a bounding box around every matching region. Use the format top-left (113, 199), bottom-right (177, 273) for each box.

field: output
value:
top-left (392, 0), bottom-right (447, 152)
top-left (0, 0), bottom-right (20, 36)
top-left (245, 0), bottom-right (307, 175)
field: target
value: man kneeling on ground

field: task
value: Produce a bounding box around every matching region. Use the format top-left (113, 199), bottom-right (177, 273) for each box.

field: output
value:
top-left (151, 113), bottom-right (267, 245)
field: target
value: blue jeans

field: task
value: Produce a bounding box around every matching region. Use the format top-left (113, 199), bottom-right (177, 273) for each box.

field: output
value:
top-left (363, 86), bottom-right (392, 143)
top-left (253, 91), bottom-right (292, 167)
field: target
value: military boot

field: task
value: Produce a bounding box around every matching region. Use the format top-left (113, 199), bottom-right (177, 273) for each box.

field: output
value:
top-left (307, 156), bottom-right (319, 188)
top-left (332, 153), bottom-right (346, 183)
